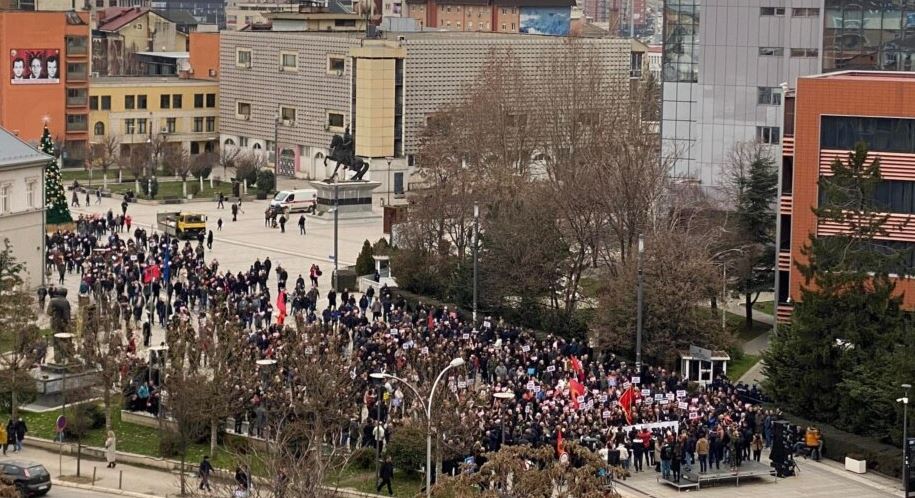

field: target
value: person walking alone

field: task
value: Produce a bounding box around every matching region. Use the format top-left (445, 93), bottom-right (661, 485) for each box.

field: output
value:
top-left (298, 215), bottom-right (306, 236)
top-left (207, 230), bottom-right (214, 250)
top-left (231, 203), bottom-right (239, 222)
top-left (198, 456), bottom-right (214, 491)
top-left (105, 431), bottom-right (117, 468)
top-left (279, 214), bottom-right (286, 233)
top-left (377, 456), bottom-right (394, 496)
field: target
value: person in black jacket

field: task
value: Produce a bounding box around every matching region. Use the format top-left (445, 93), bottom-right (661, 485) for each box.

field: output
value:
top-left (377, 456), bottom-right (394, 496)
top-left (197, 456), bottom-right (213, 491)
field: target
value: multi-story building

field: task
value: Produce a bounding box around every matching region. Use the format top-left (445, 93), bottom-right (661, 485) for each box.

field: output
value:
top-left (822, 1), bottom-right (915, 72)
top-left (89, 76), bottom-right (218, 157)
top-left (0, 126), bottom-right (49, 289)
top-left (404, 0), bottom-right (574, 34)
top-left (219, 24), bottom-right (630, 203)
top-left (92, 7), bottom-right (191, 76)
top-left (661, 1), bottom-right (822, 193)
top-left (0, 11), bottom-right (91, 167)
top-left (776, 71), bottom-right (915, 320)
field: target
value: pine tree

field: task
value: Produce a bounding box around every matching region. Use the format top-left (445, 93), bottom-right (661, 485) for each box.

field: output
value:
top-left (764, 142), bottom-right (911, 431)
top-left (41, 125), bottom-right (72, 225)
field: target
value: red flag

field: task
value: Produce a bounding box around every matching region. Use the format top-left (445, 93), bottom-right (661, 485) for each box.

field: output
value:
top-left (619, 386), bottom-right (635, 424)
top-left (569, 379), bottom-right (585, 410)
top-left (556, 429), bottom-right (566, 458)
top-left (570, 356), bottom-right (583, 375)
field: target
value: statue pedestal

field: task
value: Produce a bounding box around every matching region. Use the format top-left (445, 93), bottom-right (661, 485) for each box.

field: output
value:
top-left (307, 180), bottom-right (382, 223)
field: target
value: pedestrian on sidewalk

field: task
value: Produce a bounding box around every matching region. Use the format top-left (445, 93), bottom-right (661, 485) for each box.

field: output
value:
top-left (217, 192), bottom-right (225, 209)
top-left (207, 230), bottom-right (214, 250)
top-left (105, 431), bottom-right (117, 468)
top-left (71, 190), bottom-right (80, 207)
top-left (298, 215), bottom-right (306, 236)
top-left (198, 456), bottom-right (214, 491)
top-left (14, 417), bottom-right (27, 452)
top-left (232, 203), bottom-right (239, 222)
top-left (279, 214), bottom-right (286, 233)
top-left (0, 421), bottom-right (7, 456)
top-left (96, 189), bottom-right (102, 205)
top-left (217, 218), bottom-right (223, 231)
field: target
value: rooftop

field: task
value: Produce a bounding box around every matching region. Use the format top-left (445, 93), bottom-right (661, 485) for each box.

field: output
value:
top-left (90, 75), bottom-right (216, 86)
top-left (0, 127), bottom-right (51, 169)
top-left (804, 70), bottom-right (915, 83)
top-left (135, 51), bottom-right (190, 59)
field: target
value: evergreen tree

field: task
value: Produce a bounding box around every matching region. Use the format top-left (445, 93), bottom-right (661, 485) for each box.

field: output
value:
top-left (733, 154), bottom-right (778, 327)
top-left (355, 240), bottom-right (375, 276)
top-left (764, 142), bottom-right (912, 435)
top-left (41, 125), bottom-right (72, 225)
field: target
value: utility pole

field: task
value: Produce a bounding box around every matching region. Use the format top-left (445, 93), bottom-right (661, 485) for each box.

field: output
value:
top-left (333, 179), bottom-right (339, 290)
top-left (472, 203), bottom-right (479, 325)
top-left (903, 383), bottom-right (911, 497)
top-left (635, 234), bottom-right (644, 373)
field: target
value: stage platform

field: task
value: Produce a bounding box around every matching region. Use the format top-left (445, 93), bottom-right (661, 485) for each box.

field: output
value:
top-left (658, 460), bottom-right (775, 491)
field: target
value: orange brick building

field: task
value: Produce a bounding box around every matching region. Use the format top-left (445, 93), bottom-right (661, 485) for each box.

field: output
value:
top-left (188, 31), bottom-right (220, 80)
top-left (405, 0), bottom-right (568, 32)
top-left (778, 71), bottom-right (915, 321)
top-left (0, 11), bottom-right (91, 166)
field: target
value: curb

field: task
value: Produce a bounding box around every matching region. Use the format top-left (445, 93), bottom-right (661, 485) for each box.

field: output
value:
top-left (51, 479), bottom-right (165, 498)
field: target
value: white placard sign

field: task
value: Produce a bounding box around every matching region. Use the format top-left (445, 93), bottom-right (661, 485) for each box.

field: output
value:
top-left (631, 376), bottom-right (641, 384)
top-left (641, 388), bottom-right (651, 397)
top-left (666, 393), bottom-right (675, 401)
top-left (547, 366), bottom-right (556, 372)
top-left (522, 345), bottom-right (530, 352)
top-left (678, 401), bottom-right (688, 410)
top-left (676, 390), bottom-right (687, 398)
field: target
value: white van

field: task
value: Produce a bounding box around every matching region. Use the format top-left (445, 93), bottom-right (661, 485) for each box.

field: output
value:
top-left (271, 189), bottom-right (318, 213)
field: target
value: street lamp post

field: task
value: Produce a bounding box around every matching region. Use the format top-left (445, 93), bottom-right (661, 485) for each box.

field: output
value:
top-left (371, 356), bottom-right (465, 498)
top-left (635, 234), bottom-right (644, 373)
top-left (493, 391), bottom-right (514, 446)
top-left (274, 111), bottom-right (280, 175)
top-left (903, 383), bottom-right (911, 496)
top-left (333, 179), bottom-right (339, 289)
top-left (472, 203), bottom-right (479, 326)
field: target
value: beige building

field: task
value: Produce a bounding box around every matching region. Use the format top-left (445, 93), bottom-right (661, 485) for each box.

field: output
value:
top-left (0, 126), bottom-right (50, 290)
top-left (90, 76), bottom-right (219, 157)
top-left (92, 7), bottom-right (190, 75)
top-left (219, 27), bottom-right (631, 203)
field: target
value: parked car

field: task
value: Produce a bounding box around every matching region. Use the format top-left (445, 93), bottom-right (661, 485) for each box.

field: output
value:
top-left (0, 461), bottom-right (51, 497)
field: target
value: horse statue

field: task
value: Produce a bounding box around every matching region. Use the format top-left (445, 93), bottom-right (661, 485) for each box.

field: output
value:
top-left (324, 127), bottom-right (369, 181)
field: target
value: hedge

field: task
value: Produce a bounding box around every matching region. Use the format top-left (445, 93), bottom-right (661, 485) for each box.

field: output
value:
top-left (778, 411), bottom-right (903, 478)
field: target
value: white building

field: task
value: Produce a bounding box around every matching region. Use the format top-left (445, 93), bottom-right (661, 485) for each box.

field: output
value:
top-left (661, 0), bottom-right (822, 192)
top-left (0, 126), bottom-right (49, 289)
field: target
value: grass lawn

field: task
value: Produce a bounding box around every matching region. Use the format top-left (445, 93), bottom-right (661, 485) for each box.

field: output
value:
top-left (0, 328), bottom-right (53, 354)
top-left (106, 180), bottom-right (230, 201)
top-left (330, 465), bottom-right (422, 498)
top-left (753, 300), bottom-right (774, 316)
top-left (728, 353), bottom-right (760, 381)
top-left (21, 402), bottom-right (233, 470)
top-left (724, 311), bottom-right (771, 344)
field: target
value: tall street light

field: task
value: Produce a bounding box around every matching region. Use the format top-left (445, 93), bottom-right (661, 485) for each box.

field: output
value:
top-left (902, 383), bottom-right (911, 496)
top-left (493, 391), bottom-right (514, 446)
top-left (635, 234), bottom-right (644, 373)
top-left (472, 203), bottom-right (479, 326)
top-left (371, 356), bottom-right (465, 498)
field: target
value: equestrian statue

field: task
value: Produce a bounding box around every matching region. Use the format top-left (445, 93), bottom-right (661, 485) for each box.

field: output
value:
top-left (324, 127), bottom-right (369, 181)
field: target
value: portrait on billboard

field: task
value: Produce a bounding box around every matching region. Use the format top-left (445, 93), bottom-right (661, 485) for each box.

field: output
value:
top-left (9, 49), bottom-right (61, 85)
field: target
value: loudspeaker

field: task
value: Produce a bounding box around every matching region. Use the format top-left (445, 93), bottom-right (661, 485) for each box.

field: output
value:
top-left (770, 421), bottom-right (795, 477)
top-left (906, 437), bottom-right (915, 497)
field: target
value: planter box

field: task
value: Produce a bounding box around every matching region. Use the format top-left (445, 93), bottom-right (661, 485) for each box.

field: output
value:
top-left (845, 456), bottom-right (866, 474)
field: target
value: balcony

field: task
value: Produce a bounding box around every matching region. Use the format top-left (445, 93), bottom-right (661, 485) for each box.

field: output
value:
top-left (66, 70), bottom-right (88, 82)
top-left (779, 194), bottom-right (792, 213)
top-left (66, 36), bottom-right (88, 56)
top-left (776, 303), bottom-right (793, 324)
top-left (65, 118), bottom-right (88, 133)
top-left (782, 136), bottom-right (794, 156)
top-left (778, 252), bottom-right (791, 271)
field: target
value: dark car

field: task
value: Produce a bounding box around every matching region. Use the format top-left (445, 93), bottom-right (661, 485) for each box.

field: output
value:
top-left (0, 461), bottom-right (51, 497)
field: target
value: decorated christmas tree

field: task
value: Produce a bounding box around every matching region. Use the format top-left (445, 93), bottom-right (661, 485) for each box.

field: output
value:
top-left (41, 125), bottom-right (72, 225)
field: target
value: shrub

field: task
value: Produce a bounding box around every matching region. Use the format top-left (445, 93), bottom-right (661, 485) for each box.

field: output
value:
top-left (158, 430), bottom-right (182, 457)
top-left (373, 238), bottom-right (391, 256)
top-left (256, 169), bottom-right (276, 195)
top-left (355, 240), bottom-right (375, 276)
top-left (236, 162), bottom-right (258, 187)
top-left (350, 447), bottom-right (376, 470)
top-left (386, 422), bottom-right (426, 476)
top-left (65, 403), bottom-right (105, 439)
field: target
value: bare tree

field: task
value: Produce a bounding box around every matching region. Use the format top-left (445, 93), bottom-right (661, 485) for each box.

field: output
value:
top-left (78, 297), bottom-right (125, 431)
top-left (216, 144), bottom-right (241, 180)
top-left (125, 144), bottom-right (150, 193)
top-left (86, 135), bottom-right (120, 189)
top-left (192, 152), bottom-right (216, 191)
top-left (0, 240), bottom-right (40, 420)
top-left (165, 148), bottom-right (193, 197)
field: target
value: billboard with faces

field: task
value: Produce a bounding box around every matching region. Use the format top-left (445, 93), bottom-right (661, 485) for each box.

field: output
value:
top-left (9, 49), bottom-right (61, 85)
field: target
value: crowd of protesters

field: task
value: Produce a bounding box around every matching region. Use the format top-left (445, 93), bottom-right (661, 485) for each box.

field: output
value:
top-left (44, 208), bottom-right (781, 491)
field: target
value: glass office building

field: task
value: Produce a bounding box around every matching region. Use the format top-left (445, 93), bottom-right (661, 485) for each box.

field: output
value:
top-left (824, 0), bottom-right (915, 71)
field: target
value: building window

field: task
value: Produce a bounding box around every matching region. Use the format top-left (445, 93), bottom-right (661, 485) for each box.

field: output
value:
top-left (791, 7), bottom-right (818, 16)
top-left (161, 94), bottom-right (170, 109)
top-left (173, 94), bottom-right (182, 109)
top-left (0, 184), bottom-right (9, 214)
top-left (790, 48), bottom-right (818, 57)
top-left (280, 52), bottom-right (298, 71)
top-left (90, 96), bottom-right (99, 110)
top-left (124, 119), bottom-right (135, 134)
top-left (327, 112), bottom-right (345, 130)
top-left (393, 172), bottom-right (404, 195)
top-left (328, 56), bottom-right (345, 74)
top-left (125, 95), bottom-right (135, 110)
top-left (757, 126), bottom-right (780, 145)
top-left (194, 94), bottom-right (204, 108)
top-left (239, 136), bottom-right (249, 147)
top-left (457, 21), bottom-right (461, 28)
top-left (758, 47), bottom-right (784, 56)
top-left (274, 106), bottom-right (294, 126)
top-left (237, 102), bottom-right (252, 120)
top-left (194, 117), bottom-right (204, 132)
top-left (206, 116), bottom-right (215, 132)
top-left (501, 23), bottom-right (506, 30)
top-left (100, 95), bottom-right (111, 110)
top-left (191, 142), bottom-right (200, 154)
top-left (759, 7), bottom-right (785, 16)
top-left (236, 48), bottom-right (252, 68)
top-left (757, 87), bottom-right (782, 105)
top-left (66, 114), bottom-right (87, 132)
top-left (206, 93), bottom-right (216, 108)
top-left (511, 22), bottom-right (515, 30)
top-left (137, 118), bottom-right (147, 135)
top-left (166, 117), bottom-right (176, 133)
top-left (26, 180), bottom-right (37, 209)
top-left (94, 121), bottom-right (105, 136)
top-left (137, 95), bottom-right (147, 110)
